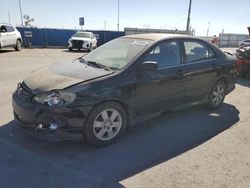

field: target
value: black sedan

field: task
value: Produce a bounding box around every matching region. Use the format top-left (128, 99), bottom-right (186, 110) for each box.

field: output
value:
top-left (12, 34), bottom-right (237, 146)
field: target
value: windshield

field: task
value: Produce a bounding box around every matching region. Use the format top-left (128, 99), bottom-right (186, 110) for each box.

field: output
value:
top-left (73, 32), bottom-right (91, 38)
top-left (83, 38), bottom-right (152, 70)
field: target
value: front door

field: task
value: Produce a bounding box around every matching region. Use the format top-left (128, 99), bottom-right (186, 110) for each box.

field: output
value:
top-left (136, 40), bottom-right (188, 116)
top-left (0, 25), bottom-right (9, 47)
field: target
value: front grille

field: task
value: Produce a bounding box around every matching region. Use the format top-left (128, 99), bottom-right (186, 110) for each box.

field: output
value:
top-left (17, 82), bottom-right (33, 101)
top-left (72, 40), bottom-right (84, 48)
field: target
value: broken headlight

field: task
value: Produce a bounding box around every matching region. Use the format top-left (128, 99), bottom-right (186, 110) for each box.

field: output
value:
top-left (33, 91), bottom-right (76, 106)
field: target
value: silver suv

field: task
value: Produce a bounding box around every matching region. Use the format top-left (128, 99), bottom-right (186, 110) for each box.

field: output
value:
top-left (0, 24), bottom-right (22, 51)
top-left (68, 31), bottom-right (97, 52)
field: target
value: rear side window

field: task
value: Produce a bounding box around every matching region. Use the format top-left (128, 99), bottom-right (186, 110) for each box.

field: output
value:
top-left (6, 26), bottom-right (15, 32)
top-left (184, 41), bottom-right (215, 63)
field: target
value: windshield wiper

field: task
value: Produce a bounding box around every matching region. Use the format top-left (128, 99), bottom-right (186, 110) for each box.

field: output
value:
top-left (74, 57), bottom-right (111, 71)
top-left (74, 56), bottom-right (87, 63)
top-left (87, 61), bottom-right (111, 71)
top-left (108, 66), bottom-right (121, 71)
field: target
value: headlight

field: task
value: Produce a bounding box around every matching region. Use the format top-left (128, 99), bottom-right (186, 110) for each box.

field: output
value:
top-left (33, 91), bottom-right (76, 106)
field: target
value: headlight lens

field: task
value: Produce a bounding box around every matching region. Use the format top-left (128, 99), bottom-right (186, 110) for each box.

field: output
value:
top-left (33, 91), bottom-right (76, 106)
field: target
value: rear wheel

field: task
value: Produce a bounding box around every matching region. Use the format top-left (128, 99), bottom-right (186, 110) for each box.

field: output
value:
top-left (84, 102), bottom-right (128, 146)
top-left (15, 39), bottom-right (21, 51)
top-left (207, 80), bottom-right (226, 109)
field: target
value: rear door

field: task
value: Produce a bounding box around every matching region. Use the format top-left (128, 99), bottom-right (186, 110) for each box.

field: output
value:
top-left (136, 40), bottom-right (188, 115)
top-left (183, 40), bottom-right (218, 101)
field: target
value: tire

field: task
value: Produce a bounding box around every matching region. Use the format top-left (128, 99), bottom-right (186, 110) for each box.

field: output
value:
top-left (247, 68), bottom-right (250, 78)
top-left (207, 80), bottom-right (226, 109)
top-left (15, 39), bottom-right (21, 51)
top-left (88, 43), bottom-right (92, 52)
top-left (84, 102), bottom-right (128, 146)
top-left (68, 48), bottom-right (73, 51)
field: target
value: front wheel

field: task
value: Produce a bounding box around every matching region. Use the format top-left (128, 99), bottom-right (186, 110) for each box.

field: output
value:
top-left (84, 102), bottom-right (128, 146)
top-left (207, 80), bottom-right (226, 109)
top-left (15, 40), bottom-right (21, 51)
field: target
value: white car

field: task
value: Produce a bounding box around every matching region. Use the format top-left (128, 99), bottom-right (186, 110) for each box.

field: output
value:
top-left (68, 31), bottom-right (97, 52)
top-left (0, 24), bottom-right (22, 51)
top-left (238, 39), bottom-right (250, 47)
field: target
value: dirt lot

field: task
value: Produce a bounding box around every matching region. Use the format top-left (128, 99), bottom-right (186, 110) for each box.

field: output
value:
top-left (0, 48), bottom-right (250, 188)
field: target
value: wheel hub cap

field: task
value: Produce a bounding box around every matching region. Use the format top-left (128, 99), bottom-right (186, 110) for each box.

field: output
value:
top-left (93, 109), bottom-right (122, 141)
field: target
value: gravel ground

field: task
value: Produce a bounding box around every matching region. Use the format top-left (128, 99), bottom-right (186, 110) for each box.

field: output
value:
top-left (0, 48), bottom-right (249, 188)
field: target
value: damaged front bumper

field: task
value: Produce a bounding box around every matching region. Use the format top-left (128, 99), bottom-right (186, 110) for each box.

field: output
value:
top-left (12, 90), bottom-right (91, 141)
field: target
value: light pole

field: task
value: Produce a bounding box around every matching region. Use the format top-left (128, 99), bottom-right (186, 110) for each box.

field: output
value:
top-left (186, 0), bottom-right (192, 33)
top-left (117, 0), bottom-right (120, 31)
top-left (18, 0), bottom-right (24, 26)
top-left (8, 12), bottom-right (11, 24)
top-left (206, 21), bottom-right (210, 37)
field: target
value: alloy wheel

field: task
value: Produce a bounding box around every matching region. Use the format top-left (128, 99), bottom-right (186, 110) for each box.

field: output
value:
top-left (211, 84), bottom-right (225, 106)
top-left (93, 109), bottom-right (122, 141)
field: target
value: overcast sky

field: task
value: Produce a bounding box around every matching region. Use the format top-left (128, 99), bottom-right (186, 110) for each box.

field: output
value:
top-left (0, 0), bottom-right (249, 36)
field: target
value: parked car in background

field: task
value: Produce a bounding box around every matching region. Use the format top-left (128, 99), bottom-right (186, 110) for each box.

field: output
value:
top-left (12, 34), bottom-right (237, 146)
top-left (68, 31), bottom-right (97, 52)
top-left (0, 23), bottom-right (22, 51)
top-left (238, 39), bottom-right (250, 47)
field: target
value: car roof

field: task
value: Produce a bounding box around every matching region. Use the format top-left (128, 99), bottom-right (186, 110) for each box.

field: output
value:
top-left (0, 23), bottom-right (14, 26)
top-left (123, 33), bottom-right (196, 41)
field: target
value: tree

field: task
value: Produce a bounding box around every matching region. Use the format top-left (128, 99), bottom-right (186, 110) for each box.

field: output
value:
top-left (23, 14), bottom-right (34, 27)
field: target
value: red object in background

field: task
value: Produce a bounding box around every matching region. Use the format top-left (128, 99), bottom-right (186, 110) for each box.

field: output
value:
top-left (236, 58), bottom-right (250, 75)
top-left (248, 27), bottom-right (250, 35)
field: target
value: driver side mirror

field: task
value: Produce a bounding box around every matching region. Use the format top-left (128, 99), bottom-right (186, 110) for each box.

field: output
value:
top-left (0, 29), bottom-right (6, 33)
top-left (141, 61), bottom-right (158, 71)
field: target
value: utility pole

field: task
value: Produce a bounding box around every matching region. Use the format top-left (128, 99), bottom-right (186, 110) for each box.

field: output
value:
top-left (206, 21), bottom-right (210, 37)
top-left (186, 0), bottom-right (192, 33)
top-left (8, 12), bottom-right (11, 24)
top-left (18, 0), bottom-right (24, 26)
top-left (117, 0), bottom-right (120, 31)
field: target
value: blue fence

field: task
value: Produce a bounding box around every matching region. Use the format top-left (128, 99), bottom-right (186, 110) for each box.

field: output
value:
top-left (16, 27), bottom-right (124, 48)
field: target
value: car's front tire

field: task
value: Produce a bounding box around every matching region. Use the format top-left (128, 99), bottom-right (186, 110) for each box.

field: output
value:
top-left (207, 80), bottom-right (226, 109)
top-left (84, 102), bottom-right (128, 146)
top-left (15, 39), bottom-right (21, 51)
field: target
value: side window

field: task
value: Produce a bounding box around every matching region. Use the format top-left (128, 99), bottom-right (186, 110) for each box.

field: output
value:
top-left (143, 41), bottom-right (181, 69)
top-left (184, 41), bottom-right (211, 63)
top-left (0, 25), bottom-right (7, 32)
top-left (6, 26), bottom-right (15, 32)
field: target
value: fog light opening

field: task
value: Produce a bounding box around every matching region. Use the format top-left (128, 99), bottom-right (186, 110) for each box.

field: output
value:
top-left (48, 123), bottom-right (59, 130)
top-left (36, 122), bottom-right (60, 130)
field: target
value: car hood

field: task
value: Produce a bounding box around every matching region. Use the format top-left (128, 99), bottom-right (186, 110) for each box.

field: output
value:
top-left (69, 37), bottom-right (91, 42)
top-left (24, 61), bottom-right (114, 94)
